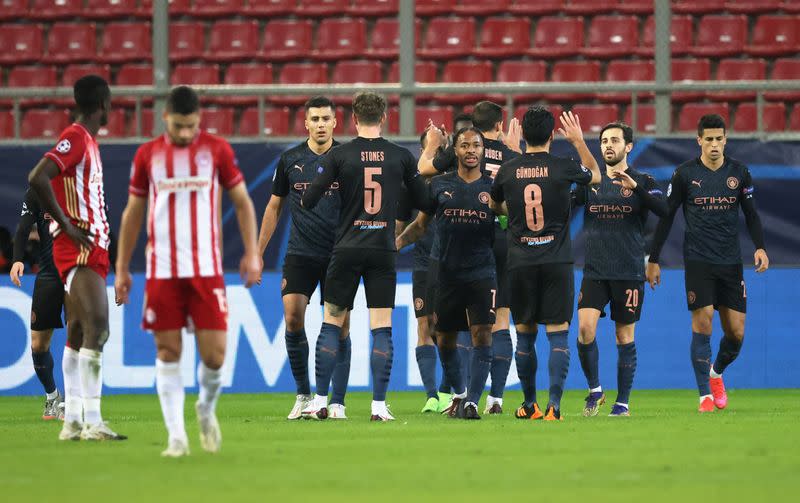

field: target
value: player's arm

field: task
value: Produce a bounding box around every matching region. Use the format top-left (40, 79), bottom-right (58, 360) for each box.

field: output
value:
top-left (395, 211), bottom-right (431, 250)
top-left (301, 153), bottom-right (339, 210)
top-left (489, 197), bottom-right (508, 216)
top-left (9, 193), bottom-right (37, 287)
top-left (503, 117), bottom-right (522, 154)
top-left (114, 194), bottom-right (146, 305)
top-left (612, 172), bottom-right (669, 218)
top-left (418, 122), bottom-right (447, 176)
top-left (228, 181), bottom-right (260, 288)
top-left (646, 169), bottom-right (686, 288)
top-left (571, 186), bottom-right (587, 208)
top-left (256, 194), bottom-right (286, 284)
top-left (739, 169), bottom-right (769, 273)
top-left (490, 166), bottom-right (508, 215)
top-left (28, 158), bottom-right (92, 249)
top-left (558, 111), bottom-right (601, 185)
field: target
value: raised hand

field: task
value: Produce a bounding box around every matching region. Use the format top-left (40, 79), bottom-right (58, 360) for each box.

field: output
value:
top-left (557, 111), bottom-right (584, 145)
top-left (611, 170), bottom-right (638, 190)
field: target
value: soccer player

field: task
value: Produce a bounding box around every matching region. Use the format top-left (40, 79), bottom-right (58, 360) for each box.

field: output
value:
top-left (646, 114), bottom-right (768, 413)
top-left (27, 75), bottom-right (124, 441)
top-left (114, 86), bottom-right (260, 456)
top-left (256, 96), bottom-right (351, 420)
top-left (9, 189), bottom-right (65, 420)
top-left (490, 107), bottom-right (600, 421)
top-left (572, 122), bottom-right (668, 417)
top-left (397, 127), bottom-right (497, 420)
top-left (301, 92), bottom-right (427, 421)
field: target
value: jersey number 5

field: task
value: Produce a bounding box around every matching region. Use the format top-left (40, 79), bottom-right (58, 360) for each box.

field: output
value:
top-left (364, 167), bottom-right (382, 215)
top-left (524, 183), bottom-right (544, 231)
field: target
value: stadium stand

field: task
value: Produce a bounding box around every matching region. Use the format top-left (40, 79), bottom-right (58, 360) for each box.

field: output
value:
top-left (733, 102), bottom-right (786, 132)
top-left (207, 20), bottom-right (260, 62)
top-left (311, 18), bottom-right (367, 61)
top-left (678, 103), bottom-right (731, 132)
top-left (84, 0), bottom-right (140, 20)
top-left (528, 16), bottom-right (584, 59)
top-left (418, 16), bottom-right (475, 59)
top-left (100, 22), bottom-right (151, 63)
top-left (261, 19), bottom-right (313, 61)
top-left (475, 17), bottom-right (530, 58)
top-left (169, 22), bottom-right (206, 62)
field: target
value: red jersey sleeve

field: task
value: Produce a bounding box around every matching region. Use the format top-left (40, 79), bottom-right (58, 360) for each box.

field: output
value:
top-left (44, 128), bottom-right (86, 175)
top-left (129, 143), bottom-right (151, 197)
top-left (216, 140), bottom-right (244, 190)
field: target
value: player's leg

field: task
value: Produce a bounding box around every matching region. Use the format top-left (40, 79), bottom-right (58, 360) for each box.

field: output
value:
top-left (153, 329), bottom-right (189, 457)
top-left (539, 264), bottom-right (576, 421)
top-left (329, 310), bottom-right (352, 419)
top-left (709, 265), bottom-right (747, 409)
top-left (461, 279), bottom-right (497, 420)
top-left (510, 266), bottom-right (543, 419)
top-left (607, 281), bottom-right (643, 417)
top-left (685, 262), bottom-right (716, 412)
top-left (576, 278), bottom-right (609, 416)
top-left (412, 270), bottom-right (439, 412)
top-left (59, 311), bottom-right (84, 440)
top-left (364, 250), bottom-right (397, 421)
top-left (435, 330), bottom-right (465, 416)
top-left (31, 273), bottom-right (65, 419)
top-left (487, 236), bottom-right (512, 414)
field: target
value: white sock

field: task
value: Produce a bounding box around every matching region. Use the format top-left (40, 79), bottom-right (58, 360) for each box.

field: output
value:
top-left (700, 394), bottom-right (713, 403)
top-left (78, 348), bottom-right (103, 425)
top-left (62, 347), bottom-right (82, 423)
top-left (313, 394), bottom-right (328, 409)
top-left (371, 400), bottom-right (386, 414)
top-left (615, 402), bottom-right (629, 409)
top-left (156, 359), bottom-right (186, 443)
top-left (46, 389), bottom-right (59, 401)
top-left (453, 390), bottom-right (467, 399)
top-left (709, 367), bottom-right (722, 379)
top-left (591, 386), bottom-right (603, 393)
top-left (197, 362), bottom-right (222, 414)
top-left (487, 395), bottom-right (503, 407)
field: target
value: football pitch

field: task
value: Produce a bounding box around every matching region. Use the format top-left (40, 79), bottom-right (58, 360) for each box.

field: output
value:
top-left (1, 389), bottom-right (798, 502)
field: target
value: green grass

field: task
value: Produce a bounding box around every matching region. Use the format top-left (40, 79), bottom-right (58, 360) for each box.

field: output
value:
top-left (1, 390), bottom-right (799, 502)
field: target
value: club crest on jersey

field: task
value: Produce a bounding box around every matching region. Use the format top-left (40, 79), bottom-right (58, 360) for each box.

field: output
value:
top-left (726, 177), bottom-right (739, 190)
top-left (620, 187), bottom-right (633, 198)
top-left (56, 139), bottom-right (71, 154)
top-left (414, 297), bottom-right (424, 311)
top-left (478, 191), bottom-right (490, 204)
top-left (195, 151), bottom-right (213, 170)
top-left (317, 165), bottom-right (324, 174)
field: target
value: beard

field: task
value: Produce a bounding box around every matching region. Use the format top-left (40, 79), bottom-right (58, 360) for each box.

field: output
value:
top-left (604, 151), bottom-right (624, 167)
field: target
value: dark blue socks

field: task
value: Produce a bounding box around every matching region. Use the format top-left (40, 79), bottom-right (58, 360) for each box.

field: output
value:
top-left (285, 329), bottom-right (310, 395)
top-left (713, 336), bottom-right (742, 375)
top-left (440, 346), bottom-right (465, 395)
top-left (577, 339), bottom-right (600, 389)
top-left (415, 345), bottom-right (439, 400)
top-left (467, 344), bottom-right (492, 405)
top-left (489, 329), bottom-right (512, 398)
top-left (314, 323), bottom-right (341, 397)
top-left (32, 350), bottom-right (56, 395)
top-left (370, 328), bottom-right (393, 401)
top-left (331, 336), bottom-right (351, 405)
top-left (616, 342), bottom-right (637, 405)
top-left (691, 332), bottom-right (712, 395)
top-left (457, 331), bottom-right (472, 385)
top-left (547, 330), bottom-right (570, 411)
top-left (515, 331), bottom-right (538, 407)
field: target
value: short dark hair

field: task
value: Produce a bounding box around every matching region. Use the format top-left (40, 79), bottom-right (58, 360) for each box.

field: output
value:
top-left (304, 95), bottom-right (334, 113)
top-left (521, 106), bottom-right (555, 147)
top-left (419, 131), bottom-right (428, 149)
top-left (599, 122), bottom-right (634, 144)
top-left (166, 86), bottom-right (199, 115)
top-left (453, 126), bottom-right (485, 147)
top-left (352, 92), bottom-right (386, 126)
top-left (697, 114), bottom-right (726, 137)
top-left (73, 75), bottom-right (110, 115)
top-left (452, 112), bottom-right (473, 131)
top-left (471, 101), bottom-right (503, 132)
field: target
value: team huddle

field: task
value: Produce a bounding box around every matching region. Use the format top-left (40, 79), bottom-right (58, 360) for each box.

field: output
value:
top-left (10, 76), bottom-right (769, 456)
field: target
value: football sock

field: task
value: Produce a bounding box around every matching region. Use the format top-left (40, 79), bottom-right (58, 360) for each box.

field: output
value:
top-left (457, 331), bottom-right (472, 384)
top-left (712, 335), bottom-right (743, 376)
top-left (155, 359), bottom-right (186, 442)
top-left (467, 344), bottom-right (492, 406)
top-left (370, 328), bottom-right (393, 402)
top-left (78, 348), bottom-right (103, 426)
top-left (331, 336), bottom-right (351, 406)
top-left (489, 329), bottom-right (512, 398)
top-left (577, 339), bottom-right (601, 389)
top-left (515, 331), bottom-right (538, 406)
top-left (415, 345), bottom-right (439, 400)
top-left (32, 350), bottom-right (57, 395)
top-left (440, 346), bottom-right (465, 396)
top-left (285, 329), bottom-right (310, 395)
top-left (438, 345), bottom-right (452, 394)
top-left (197, 361), bottom-right (222, 414)
top-left (62, 346), bottom-right (82, 423)
top-left (616, 342), bottom-right (637, 405)
top-left (547, 331), bottom-right (570, 411)
top-left (313, 322), bottom-right (341, 397)
top-left (691, 332), bottom-right (712, 396)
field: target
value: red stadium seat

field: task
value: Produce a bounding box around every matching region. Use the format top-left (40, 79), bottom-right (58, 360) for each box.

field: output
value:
top-left (331, 60), bottom-right (384, 104)
top-left (436, 60), bottom-right (493, 105)
top-left (296, 0), bottom-right (348, 16)
top-left (312, 19), bottom-right (367, 61)
top-left (387, 61), bottom-right (438, 102)
top-left (617, 0), bottom-right (654, 14)
top-left (140, 0), bottom-right (193, 16)
top-left (571, 105), bottom-right (620, 134)
top-left (207, 20), bottom-right (260, 62)
top-left (677, 103), bottom-right (730, 132)
top-left (671, 58), bottom-right (711, 103)
top-left (238, 106), bottom-right (291, 136)
top-left (100, 22), bottom-right (151, 63)
top-left (514, 104), bottom-right (565, 124)
top-left (0, 110), bottom-right (14, 138)
top-left (348, 0), bottom-right (398, 16)
top-left (62, 64), bottom-right (112, 86)
top-left (493, 61), bottom-right (547, 103)
top-left (0, 0), bottom-right (28, 22)
top-left (475, 17), bottom-right (530, 58)
top-left (201, 108), bottom-right (235, 136)
top-left (261, 20), bottom-right (313, 62)
top-left (637, 15), bottom-right (693, 57)
top-left (707, 59), bottom-right (767, 102)
top-left (733, 102), bottom-right (786, 132)
top-left (725, 0), bottom-right (781, 13)
top-left (248, 0), bottom-right (296, 16)
top-left (765, 59), bottom-right (800, 102)
top-left (549, 61), bottom-right (601, 102)
top-left (28, 0), bottom-right (83, 21)
top-left (192, 0), bottom-right (245, 18)
top-left (84, 0), bottom-right (140, 19)
top-left (791, 105), bottom-right (800, 130)
top-left (784, 0), bottom-right (800, 12)
top-left (136, 108), bottom-right (155, 136)
top-left (169, 22), bottom-right (206, 62)
top-left (21, 109), bottom-right (70, 139)
top-left (527, 16), bottom-right (584, 59)
top-left (0, 24), bottom-right (44, 65)
top-left (623, 104), bottom-right (656, 134)
top-left (600, 60), bottom-right (655, 104)
top-left (689, 15), bottom-right (747, 58)
top-left (565, 0), bottom-right (617, 14)
top-left (97, 109), bottom-right (129, 139)
top-left (672, 0), bottom-right (725, 14)
top-left (508, 0), bottom-right (561, 15)
top-left (220, 63), bottom-right (274, 105)
top-left (453, 0), bottom-right (510, 16)
top-left (747, 16), bottom-right (799, 57)
top-left (582, 15), bottom-right (639, 59)
top-left (415, 106), bottom-right (453, 132)
top-left (44, 23), bottom-right (96, 63)
top-left (418, 17), bottom-right (475, 59)
top-left (171, 64), bottom-right (220, 86)
top-left (115, 64), bottom-right (154, 108)
top-left (273, 63), bottom-right (329, 106)
top-left (366, 17), bottom-right (421, 59)
top-left (7, 66), bottom-right (57, 108)
top-left (415, 0), bottom-right (455, 16)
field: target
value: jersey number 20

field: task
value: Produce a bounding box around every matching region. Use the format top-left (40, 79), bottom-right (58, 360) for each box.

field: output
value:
top-left (365, 167), bottom-right (382, 215)
top-left (524, 183), bottom-right (544, 231)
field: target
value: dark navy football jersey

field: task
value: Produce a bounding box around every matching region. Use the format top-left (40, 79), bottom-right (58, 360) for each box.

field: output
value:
top-left (397, 189), bottom-right (435, 272)
top-left (13, 189), bottom-right (58, 278)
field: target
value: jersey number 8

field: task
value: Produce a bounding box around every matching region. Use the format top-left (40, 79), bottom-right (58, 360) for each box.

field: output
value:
top-left (524, 183), bottom-right (544, 232)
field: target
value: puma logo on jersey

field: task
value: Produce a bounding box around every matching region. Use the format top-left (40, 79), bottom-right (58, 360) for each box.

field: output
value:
top-left (292, 164), bottom-right (304, 172)
top-left (591, 187), bottom-right (599, 194)
top-left (691, 180), bottom-right (702, 189)
top-left (442, 191), bottom-right (453, 199)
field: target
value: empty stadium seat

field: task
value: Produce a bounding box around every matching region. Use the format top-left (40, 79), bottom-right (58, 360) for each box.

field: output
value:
top-left (273, 63), bottom-right (329, 106)
top-left (415, 106), bottom-right (453, 132)
top-left (672, 0), bottom-right (725, 14)
top-left (261, 20), bottom-right (313, 61)
top-left (637, 15), bottom-right (693, 57)
top-left (600, 60), bottom-right (655, 103)
top-left (677, 103), bottom-right (730, 132)
top-left (192, 0), bottom-right (245, 18)
top-left (331, 60), bottom-right (384, 104)
top-left (136, 108), bottom-right (154, 136)
top-left (169, 22), bottom-right (205, 62)
top-left (528, 16), bottom-right (584, 59)
top-left (582, 15), bottom-right (639, 59)
top-left (238, 106), bottom-right (291, 136)
top-left (617, 0), bottom-right (654, 14)
top-left (248, 0), bottom-right (296, 16)
top-left (312, 18), bottom-right (367, 61)
top-left (84, 0), bottom-right (140, 19)
top-left (44, 23), bottom-right (96, 63)
top-left (689, 15), bottom-right (747, 58)
top-left (790, 106), bottom-right (800, 130)
top-left (494, 61), bottom-right (547, 103)
top-left (21, 109), bottom-right (70, 139)
top-left (97, 109), bottom-right (129, 139)
top-left (115, 64), bottom-right (154, 109)
top-left (549, 61), bottom-right (601, 102)
top-left (508, 0), bottom-right (561, 15)
top-left (623, 104), bottom-right (656, 133)
top-left (0, 24), bottom-right (44, 65)
top-left (453, 0), bottom-right (510, 16)
top-left (784, 0), bottom-right (800, 12)
top-left (171, 64), bottom-right (220, 86)
top-left (565, 0), bottom-right (617, 14)
top-left (140, 0), bottom-right (192, 16)
top-left (0, 0), bottom-right (28, 22)
top-left (296, 0), bottom-right (348, 16)
top-left (28, 0), bottom-right (83, 21)
top-left (219, 63), bottom-right (274, 106)
top-left (418, 17), bottom-right (475, 59)
top-left (366, 18), bottom-right (421, 59)
top-left (475, 17), bottom-right (530, 58)
top-left (671, 58), bottom-right (711, 103)
top-left (100, 22), bottom-right (151, 63)
top-left (707, 59), bottom-right (767, 102)
top-left (415, 0), bottom-right (456, 16)
top-left (747, 15), bottom-right (798, 57)
top-left (733, 102), bottom-right (786, 132)
top-left (571, 105), bottom-right (620, 133)
top-left (348, 0), bottom-right (398, 16)
top-left (7, 66), bottom-right (57, 108)
top-left (725, 0), bottom-right (781, 13)
top-left (387, 61), bottom-right (438, 102)
top-left (765, 59), bottom-right (800, 102)
top-left (0, 110), bottom-right (14, 138)
top-left (514, 104), bottom-right (564, 124)
top-left (436, 61), bottom-right (493, 105)
top-left (207, 20), bottom-right (260, 62)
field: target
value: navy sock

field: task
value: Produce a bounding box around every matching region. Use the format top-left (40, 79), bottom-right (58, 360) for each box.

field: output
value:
top-left (547, 331), bottom-right (570, 411)
top-left (713, 335), bottom-right (742, 375)
top-left (616, 342), bottom-right (637, 405)
top-left (370, 328), bottom-right (393, 401)
top-left (440, 346), bottom-right (465, 395)
top-left (489, 329), bottom-right (512, 398)
top-left (331, 336), bottom-right (351, 405)
top-left (577, 339), bottom-right (601, 389)
top-left (691, 332), bottom-right (712, 396)
top-left (457, 331), bottom-right (472, 385)
top-left (415, 345), bottom-right (439, 400)
top-left (285, 329), bottom-right (310, 395)
top-left (515, 331), bottom-right (538, 406)
top-left (32, 350), bottom-right (56, 395)
top-left (467, 344), bottom-right (492, 405)
top-left (314, 323), bottom-right (341, 397)
top-left (438, 344), bottom-right (452, 394)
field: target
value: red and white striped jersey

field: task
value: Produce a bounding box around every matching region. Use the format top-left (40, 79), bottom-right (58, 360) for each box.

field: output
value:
top-left (44, 123), bottom-right (110, 250)
top-left (129, 131), bottom-right (244, 279)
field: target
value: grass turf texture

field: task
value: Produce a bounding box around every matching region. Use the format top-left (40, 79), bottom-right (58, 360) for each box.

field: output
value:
top-left (1, 389), bottom-right (798, 501)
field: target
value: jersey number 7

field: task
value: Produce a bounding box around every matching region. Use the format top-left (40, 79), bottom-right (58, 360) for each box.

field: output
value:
top-left (365, 167), bottom-right (382, 215)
